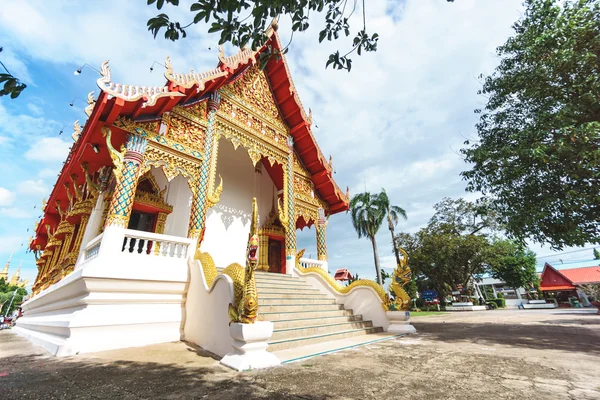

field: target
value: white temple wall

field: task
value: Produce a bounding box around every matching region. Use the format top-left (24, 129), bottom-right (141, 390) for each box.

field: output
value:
top-left (163, 174), bottom-right (193, 237)
top-left (201, 138), bottom-right (276, 268)
top-left (76, 194), bottom-right (105, 267)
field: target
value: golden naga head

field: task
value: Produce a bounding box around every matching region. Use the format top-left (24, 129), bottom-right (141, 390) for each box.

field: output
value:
top-left (247, 197), bottom-right (260, 268)
top-left (248, 234), bottom-right (259, 267)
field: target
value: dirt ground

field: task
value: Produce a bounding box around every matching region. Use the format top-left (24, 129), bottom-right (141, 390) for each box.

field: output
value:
top-left (1, 309), bottom-right (599, 400)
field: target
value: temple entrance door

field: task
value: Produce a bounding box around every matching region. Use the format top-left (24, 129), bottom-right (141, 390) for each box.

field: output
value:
top-left (124, 211), bottom-right (157, 254)
top-left (128, 210), bottom-right (156, 232)
top-left (268, 238), bottom-right (284, 274)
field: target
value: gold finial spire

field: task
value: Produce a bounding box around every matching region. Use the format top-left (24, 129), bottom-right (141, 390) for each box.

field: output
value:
top-left (0, 252), bottom-right (11, 281)
top-left (9, 261), bottom-right (22, 286)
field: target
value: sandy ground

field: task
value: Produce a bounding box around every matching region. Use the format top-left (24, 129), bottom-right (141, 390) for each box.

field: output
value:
top-left (1, 309), bottom-right (599, 400)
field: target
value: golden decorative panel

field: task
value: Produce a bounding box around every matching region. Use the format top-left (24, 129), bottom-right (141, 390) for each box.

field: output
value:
top-left (293, 153), bottom-right (311, 178)
top-left (141, 142), bottom-right (202, 185)
top-left (215, 120), bottom-right (288, 166)
top-left (172, 102), bottom-right (209, 127)
top-left (115, 117), bottom-right (202, 160)
top-left (168, 114), bottom-right (207, 154)
top-left (221, 65), bottom-right (287, 129)
top-left (295, 202), bottom-right (319, 225)
top-left (217, 98), bottom-right (289, 154)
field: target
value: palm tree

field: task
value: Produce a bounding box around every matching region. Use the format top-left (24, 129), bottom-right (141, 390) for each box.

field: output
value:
top-left (379, 189), bottom-right (407, 267)
top-left (350, 191), bottom-right (387, 285)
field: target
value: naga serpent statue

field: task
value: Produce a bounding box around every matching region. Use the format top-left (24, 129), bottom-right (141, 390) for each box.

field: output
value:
top-left (388, 248), bottom-right (412, 311)
top-left (221, 197), bottom-right (260, 324)
top-left (295, 249), bottom-right (392, 310)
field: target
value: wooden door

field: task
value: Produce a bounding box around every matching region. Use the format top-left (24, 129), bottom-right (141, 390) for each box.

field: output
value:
top-left (268, 239), bottom-right (283, 273)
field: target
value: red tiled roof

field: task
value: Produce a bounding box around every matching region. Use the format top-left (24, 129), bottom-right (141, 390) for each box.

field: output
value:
top-left (560, 266), bottom-right (600, 285)
top-left (334, 269), bottom-right (353, 281)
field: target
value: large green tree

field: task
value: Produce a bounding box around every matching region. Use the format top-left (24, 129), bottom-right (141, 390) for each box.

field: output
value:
top-left (486, 239), bottom-right (539, 293)
top-left (350, 191), bottom-right (387, 285)
top-left (395, 198), bottom-right (497, 298)
top-left (146, 0), bottom-right (455, 71)
top-left (462, 0), bottom-right (600, 249)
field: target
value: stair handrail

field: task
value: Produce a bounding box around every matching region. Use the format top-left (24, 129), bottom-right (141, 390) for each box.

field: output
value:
top-left (294, 250), bottom-right (390, 310)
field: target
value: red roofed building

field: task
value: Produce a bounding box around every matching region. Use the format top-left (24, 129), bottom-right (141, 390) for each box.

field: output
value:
top-left (540, 263), bottom-right (600, 304)
top-left (334, 269), bottom-right (354, 282)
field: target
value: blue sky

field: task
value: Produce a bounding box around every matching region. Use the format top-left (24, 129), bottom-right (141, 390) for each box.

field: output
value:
top-left (0, 0), bottom-right (595, 288)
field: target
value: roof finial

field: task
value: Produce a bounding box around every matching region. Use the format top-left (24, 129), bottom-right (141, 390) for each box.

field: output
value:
top-left (1, 252), bottom-right (12, 278)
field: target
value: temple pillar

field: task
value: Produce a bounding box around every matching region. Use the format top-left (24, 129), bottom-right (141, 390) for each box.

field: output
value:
top-left (258, 234), bottom-right (269, 271)
top-left (104, 134), bottom-right (148, 229)
top-left (100, 133), bottom-right (148, 255)
top-left (283, 137), bottom-right (296, 275)
top-left (188, 92), bottom-right (221, 246)
top-left (316, 208), bottom-right (328, 262)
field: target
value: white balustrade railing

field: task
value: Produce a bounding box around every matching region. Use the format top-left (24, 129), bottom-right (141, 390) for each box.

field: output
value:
top-left (83, 233), bottom-right (103, 261)
top-left (298, 257), bottom-right (328, 272)
top-left (122, 229), bottom-right (193, 259)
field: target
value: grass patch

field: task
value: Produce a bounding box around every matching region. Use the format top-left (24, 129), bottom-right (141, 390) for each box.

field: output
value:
top-left (409, 311), bottom-right (445, 316)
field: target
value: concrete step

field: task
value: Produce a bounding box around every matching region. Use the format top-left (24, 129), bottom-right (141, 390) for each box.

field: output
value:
top-left (256, 281), bottom-right (315, 290)
top-left (271, 320), bottom-right (374, 341)
top-left (258, 303), bottom-right (344, 313)
top-left (254, 276), bottom-right (309, 286)
top-left (258, 309), bottom-right (354, 321)
top-left (271, 315), bottom-right (363, 329)
top-left (268, 326), bottom-right (384, 352)
top-left (272, 332), bottom-right (401, 363)
top-left (258, 297), bottom-right (336, 306)
top-left (255, 272), bottom-right (301, 281)
top-left (258, 292), bottom-right (328, 299)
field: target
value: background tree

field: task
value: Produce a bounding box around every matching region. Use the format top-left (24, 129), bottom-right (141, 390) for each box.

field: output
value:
top-left (379, 188), bottom-right (407, 267)
top-left (594, 248), bottom-right (600, 260)
top-left (395, 197), bottom-right (498, 299)
top-left (462, 0), bottom-right (600, 249)
top-left (146, 0), bottom-right (454, 71)
top-left (486, 239), bottom-right (539, 295)
top-left (350, 191), bottom-right (387, 285)
top-left (0, 277), bottom-right (28, 316)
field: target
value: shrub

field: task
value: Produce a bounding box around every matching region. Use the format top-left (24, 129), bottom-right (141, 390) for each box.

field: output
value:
top-left (489, 298), bottom-right (506, 308)
top-left (487, 301), bottom-right (498, 310)
top-left (415, 298), bottom-right (425, 308)
top-left (427, 304), bottom-right (439, 312)
top-left (497, 292), bottom-right (504, 298)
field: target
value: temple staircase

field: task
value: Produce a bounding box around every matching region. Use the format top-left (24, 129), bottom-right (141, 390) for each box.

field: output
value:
top-left (255, 271), bottom-right (395, 363)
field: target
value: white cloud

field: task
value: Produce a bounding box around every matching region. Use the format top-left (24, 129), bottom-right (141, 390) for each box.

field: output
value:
top-left (0, 236), bottom-right (26, 255)
top-left (17, 179), bottom-right (49, 195)
top-left (27, 103), bottom-right (43, 116)
top-left (0, 208), bottom-right (32, 219)
top-left (39, 168), bottom-right (59, 179)
top-left (0, 188), bottom-right (15, 206)
top-left (25, 137), bottom-right (71, 162)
